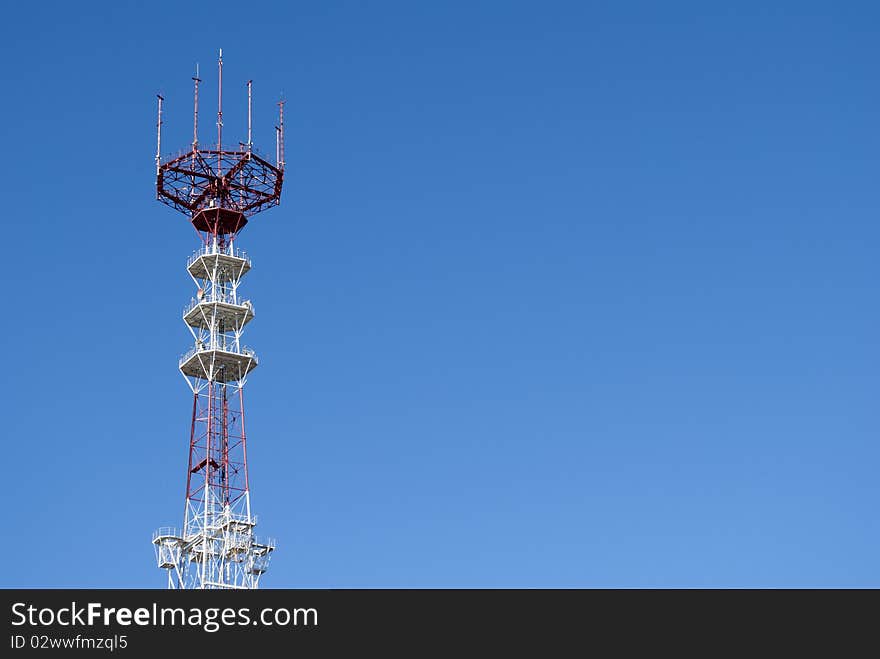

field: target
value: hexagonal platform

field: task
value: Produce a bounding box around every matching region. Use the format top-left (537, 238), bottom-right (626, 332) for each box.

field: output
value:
top-left (179, 346), bottom-right (258, 383)
top-left (184, 300), bottom-right (254, 331)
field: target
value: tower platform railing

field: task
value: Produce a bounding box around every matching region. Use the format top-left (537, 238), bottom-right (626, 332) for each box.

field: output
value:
top-left (183, 292), bottom-right (254, 315)
top-left (153, 527), bottom-right (183, 542)
top-left (188, 244), bottom-right (251, 268)
top-left (179, 342), bottom-right (257, 366)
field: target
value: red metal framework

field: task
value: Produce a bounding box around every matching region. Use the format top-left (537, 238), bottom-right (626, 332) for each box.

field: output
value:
top-left (158, 150), bottom-right (283, 233)
top-left (185, 384), bottom-right (250, 511)
top-left (156, 50), bottom-right (285, 237)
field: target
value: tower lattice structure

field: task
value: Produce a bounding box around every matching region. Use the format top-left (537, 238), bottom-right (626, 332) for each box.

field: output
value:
top-left (152, 51), bottom-right (284, 589)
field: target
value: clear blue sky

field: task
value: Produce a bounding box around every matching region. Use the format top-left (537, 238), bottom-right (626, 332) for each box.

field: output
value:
top-left (1, 0), bottom-right (877, 587)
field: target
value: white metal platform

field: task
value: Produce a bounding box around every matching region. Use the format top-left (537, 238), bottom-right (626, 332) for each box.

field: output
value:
top-left (179, 346), bottom-right (258, 382)
top-left (183, 299), bottom-right (255, 331)
top-left (188, 251), bottom-right (251, 283)
top-left (152, 528), bottom-right (184, 569)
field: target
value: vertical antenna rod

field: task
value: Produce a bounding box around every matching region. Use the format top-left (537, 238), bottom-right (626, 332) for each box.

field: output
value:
top-left (277, 98), bottom-right (285, 170)
top-left (247, 80), bottom-right (253, 153)
top-left (156, 94), bottom-right (163, 177)
top-left (191, 64), bottom-right (200, 200)
top-left (193, 64), bottom-right (201, 149)
top-left (217, 49), bottom-right (223, 165)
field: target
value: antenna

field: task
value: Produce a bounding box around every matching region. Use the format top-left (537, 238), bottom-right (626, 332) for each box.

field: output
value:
top-left (192, 63), bottom-right (201, 149)
top-left (217, 49), bottom-right (223, 166)
top-left (247, 80), bottom-right (253, 153)
top-left (276, 98), bottom-right (285, 170)
top-left (156, 94), bottom-right (164, 177)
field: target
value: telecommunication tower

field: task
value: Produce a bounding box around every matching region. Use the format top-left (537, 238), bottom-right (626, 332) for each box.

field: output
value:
top-left (152, 51), bottom-right (284, 589)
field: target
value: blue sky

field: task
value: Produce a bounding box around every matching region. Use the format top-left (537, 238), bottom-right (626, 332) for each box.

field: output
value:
top-left (1, 0), bottom-right (878, 587)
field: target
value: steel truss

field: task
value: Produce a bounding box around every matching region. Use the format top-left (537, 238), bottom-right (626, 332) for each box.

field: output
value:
top-left (153, 52), bottom-right (283, 589)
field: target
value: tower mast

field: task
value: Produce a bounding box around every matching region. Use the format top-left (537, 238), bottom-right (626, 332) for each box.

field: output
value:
top-left (152, 54), bottom-right (285, 589)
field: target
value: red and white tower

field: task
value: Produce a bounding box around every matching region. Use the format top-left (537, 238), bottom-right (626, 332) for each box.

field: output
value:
top-left (152, 51), bottom-right (284, 589)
